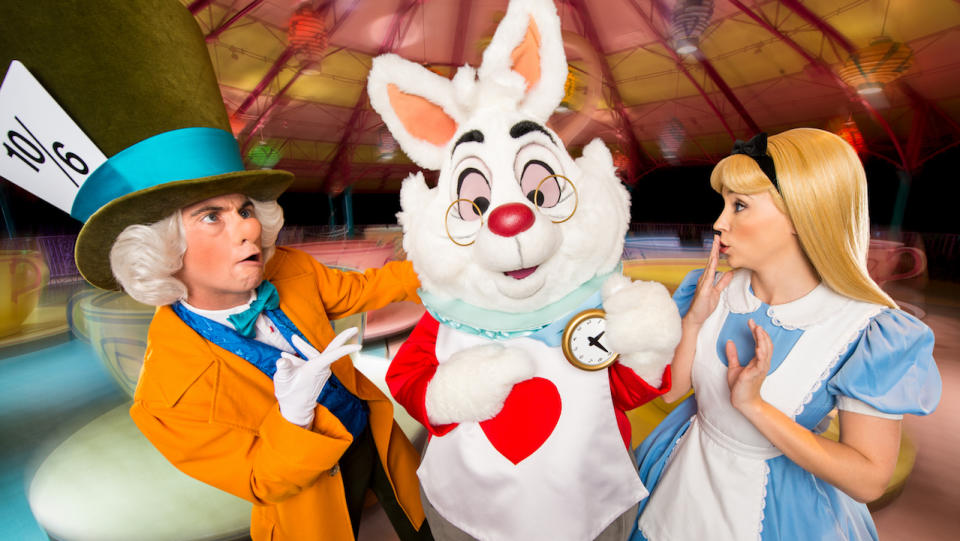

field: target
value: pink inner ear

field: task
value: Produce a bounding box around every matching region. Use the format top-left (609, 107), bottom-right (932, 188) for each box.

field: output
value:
top-left (387, 84), bottom-right (457, 146)
top-left (510, 16), bottom-right (542, 90)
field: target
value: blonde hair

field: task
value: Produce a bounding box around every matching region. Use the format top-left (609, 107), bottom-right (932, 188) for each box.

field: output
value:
top-left (110, 198), bottom-right (285, 306)
top-left (710, 128), bottom-right (896, 309)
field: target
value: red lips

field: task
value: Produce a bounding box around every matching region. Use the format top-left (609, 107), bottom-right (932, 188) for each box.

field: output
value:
top-left (504, 266), bottom-right (538, 280)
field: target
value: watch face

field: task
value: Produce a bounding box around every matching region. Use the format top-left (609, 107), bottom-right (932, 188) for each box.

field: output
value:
top-left (562, 309), bottom-right (618, 371)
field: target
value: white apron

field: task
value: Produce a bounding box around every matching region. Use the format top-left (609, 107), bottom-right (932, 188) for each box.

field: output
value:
top-left (419, 325), bottom-right (646, 541)
top-left (639, 270), bottom-right (881, 541)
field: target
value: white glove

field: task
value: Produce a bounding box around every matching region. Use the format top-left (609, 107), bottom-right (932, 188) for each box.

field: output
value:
top-left (274, 327), bottom-right (362, 428)
top-left (602, 274), bottom-right (682, 387)
top-left (425, 344), bottom-right (536, 425)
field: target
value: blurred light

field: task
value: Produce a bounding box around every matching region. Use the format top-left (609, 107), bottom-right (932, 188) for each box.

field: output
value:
top-left (835, 117), bottom-right (867, 156)
top-left (612, 148), bottom-right (629, 175)
top-left (557, 66), bottom-right (584, 113)
top-left (838, 36), bottom-right (913, 95)
top-left (377, 126), bottom-right (398, 161)
top-left (672, 0), bottom-right (714, 55)
top-left (288, 5), bottom-right (328, 67)
top-left (658, 118), bottom-right (686, 163)
top-left (247, 141), bottom-right (282, 169)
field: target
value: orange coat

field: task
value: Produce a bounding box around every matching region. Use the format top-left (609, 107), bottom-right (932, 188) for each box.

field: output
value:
top-left (130, 247), bottom-right (425, 541)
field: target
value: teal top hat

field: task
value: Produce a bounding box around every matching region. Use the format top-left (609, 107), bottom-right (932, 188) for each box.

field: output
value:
top-left (0, 0), bottom-right (294, 290)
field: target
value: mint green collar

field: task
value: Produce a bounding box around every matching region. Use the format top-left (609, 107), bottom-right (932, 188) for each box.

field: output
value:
top-left (419, 268), bottom-right (617, 337)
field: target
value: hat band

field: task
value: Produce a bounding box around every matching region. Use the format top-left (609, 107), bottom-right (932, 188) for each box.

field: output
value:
top-left (70, 127), bottom-right (245, 222)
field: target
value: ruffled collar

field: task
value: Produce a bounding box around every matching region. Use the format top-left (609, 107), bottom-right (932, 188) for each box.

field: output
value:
top-left (419, 267), bottom-right (616, 335)
top-left (725, 269), bottom-right (852, 330)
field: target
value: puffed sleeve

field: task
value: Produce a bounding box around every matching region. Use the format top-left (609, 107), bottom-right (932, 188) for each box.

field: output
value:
top-left (827, 309), bottom-right (941, 416)
top-left (672, 269), bottom-right (704, 318)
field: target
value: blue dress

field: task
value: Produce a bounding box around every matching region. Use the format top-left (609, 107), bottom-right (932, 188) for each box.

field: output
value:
top-left (631, 269), bottom-right (941, 541)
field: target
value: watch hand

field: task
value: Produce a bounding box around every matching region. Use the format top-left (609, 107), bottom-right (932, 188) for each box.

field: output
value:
top-left (587, 332), bottom-right (609, 353)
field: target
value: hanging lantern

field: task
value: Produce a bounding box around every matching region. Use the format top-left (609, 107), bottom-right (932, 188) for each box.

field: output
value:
top-left (612, 148), bottom-right (629, 175)
top-left (658, 118), bottom-right (686, 163)
top-left (672, 0), bottom-right (714, 55)
top-left (378, 125), bottom-right (398, 161)
top-left (288, 5), bottom-right (328, 65)
top-left (247, 141), bottom-right (282, 169)
top-left (835, 118), bottom-right (867, 156)
top-left (838, 37), bottom-right (913, 95)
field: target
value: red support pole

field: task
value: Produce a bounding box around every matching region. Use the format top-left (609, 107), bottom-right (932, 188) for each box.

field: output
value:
top-left (188, 0), bottom-right (214, 15)
top-left (626, 0), bottom-right (739, 141)
top-left (695, 55), bottom-right (760, 134)
top-left (205, 0), bottom-right (266, 42)
top-left (777, 0), bottom-right (857, 55)
top-left (731, 0), bottom-right (910, 170)
top-left (567, 0), bottom-right (656, 179)
top-left (233, 48), bottom-right (296, 118)
top-left (450, 0), bottom-right (474, 67)
top-left (321, 0), bottom-right (422, 193)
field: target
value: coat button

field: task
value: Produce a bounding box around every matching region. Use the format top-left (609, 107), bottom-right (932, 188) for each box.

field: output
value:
top-left (330, 464), bottom-right (339, 476)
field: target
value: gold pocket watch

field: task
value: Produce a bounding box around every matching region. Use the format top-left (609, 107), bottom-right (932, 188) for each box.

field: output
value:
top-left (561, 308), bottom-right (619, 371)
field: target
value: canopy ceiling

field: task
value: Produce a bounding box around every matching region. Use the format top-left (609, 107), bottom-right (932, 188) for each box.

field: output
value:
top-left (184, 0), bottom-right (960, 193)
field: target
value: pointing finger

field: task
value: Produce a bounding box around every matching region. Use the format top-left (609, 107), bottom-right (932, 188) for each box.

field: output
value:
top-left (327, 327), bottom-right (360, 351)
top-left (291, 335), bottom-right (321, 358)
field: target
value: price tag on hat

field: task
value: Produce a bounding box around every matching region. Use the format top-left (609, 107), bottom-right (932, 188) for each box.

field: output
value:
top-left (0, 60), bottom-right (106, 214)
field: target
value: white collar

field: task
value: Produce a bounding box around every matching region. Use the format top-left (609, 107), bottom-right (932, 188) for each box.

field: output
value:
top-left (724, 268), bottom-right (852, 330)
top-left (180, 291), bottom-right (257, 327)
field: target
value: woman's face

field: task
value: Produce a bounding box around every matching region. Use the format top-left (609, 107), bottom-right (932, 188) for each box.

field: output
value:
top-left (713, 186), bottom-right (797, 270)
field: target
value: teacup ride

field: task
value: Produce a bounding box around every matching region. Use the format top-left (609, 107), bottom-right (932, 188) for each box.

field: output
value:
top-left (67, 288), bottom-right (155, 397)
top-left (867, 238), bottom-right (928, 319)
top-left (0, 249), bottom-right (64, 350)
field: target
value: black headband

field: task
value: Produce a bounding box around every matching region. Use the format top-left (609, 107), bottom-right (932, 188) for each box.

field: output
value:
top-left (731, 132), bottom-right (779, 192)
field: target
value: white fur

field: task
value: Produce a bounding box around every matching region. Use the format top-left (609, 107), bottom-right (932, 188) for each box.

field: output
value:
top-left (425, 344), bottom-right (536, 424)
top-left (476, 0), bottom-right (567, 121)
top-left (603, 277), bottom-right (682, 388)
top-left (367, 55), bottom-right (463, 170)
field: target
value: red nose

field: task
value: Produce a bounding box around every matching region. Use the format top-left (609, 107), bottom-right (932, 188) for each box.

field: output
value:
top-left (487, 203), bottom-right (535, 237)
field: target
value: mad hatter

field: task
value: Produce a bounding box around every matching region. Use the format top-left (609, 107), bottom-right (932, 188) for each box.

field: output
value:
top-left (0, 1), bottom-right (430, 540)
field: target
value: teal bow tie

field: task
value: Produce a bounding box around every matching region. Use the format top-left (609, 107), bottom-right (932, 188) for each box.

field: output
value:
top-left (227, 280), bottom-right (280, 338)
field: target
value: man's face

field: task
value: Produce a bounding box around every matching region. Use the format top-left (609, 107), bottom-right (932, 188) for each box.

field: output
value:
top-left (176, 193), bottom-right (263, 309)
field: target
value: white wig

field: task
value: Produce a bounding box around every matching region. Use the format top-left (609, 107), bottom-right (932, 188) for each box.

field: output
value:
top-left (109, 199), bottom-right (284, 306)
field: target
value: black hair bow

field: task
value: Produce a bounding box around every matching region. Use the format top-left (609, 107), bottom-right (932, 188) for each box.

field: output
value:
top-left (731, 132), bottom-right (779, 192)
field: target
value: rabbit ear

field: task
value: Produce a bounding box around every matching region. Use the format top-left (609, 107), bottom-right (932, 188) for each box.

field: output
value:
top-left (367, 54), bottom-right (462, 170)
top-left (479, 0), bottom-right (567, 121)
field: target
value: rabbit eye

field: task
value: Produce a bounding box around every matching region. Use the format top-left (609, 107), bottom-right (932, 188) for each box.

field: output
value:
top-left (521, 161), bottom-right (561, 208)
top-left (457, 168), bottom-right (490, 220)
top-left (514, 143), bottom-right (564, 209)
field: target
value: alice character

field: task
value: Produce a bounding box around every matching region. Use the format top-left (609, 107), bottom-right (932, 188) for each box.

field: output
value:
top-left (112, 192), bottom-right (431, 541)
top-left (632, 128), bottom-right (941, 541)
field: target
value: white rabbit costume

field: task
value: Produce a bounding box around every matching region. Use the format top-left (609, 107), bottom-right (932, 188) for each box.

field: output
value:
top-left (368, 1), bottom-right (682, 539)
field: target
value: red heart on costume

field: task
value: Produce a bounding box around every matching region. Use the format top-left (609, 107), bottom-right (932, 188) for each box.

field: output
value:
top-left (479, 377), bottom-right (562, 465)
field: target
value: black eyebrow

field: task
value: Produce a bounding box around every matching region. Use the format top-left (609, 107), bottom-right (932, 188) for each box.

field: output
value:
top-left (451, 130), bottom-right (484, 155)
top-left (510, 121), bottom-right (555, 145)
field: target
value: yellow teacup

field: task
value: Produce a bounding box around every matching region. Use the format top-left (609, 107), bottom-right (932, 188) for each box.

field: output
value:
top-left (623, 257), bottom-right (731, 294)
top-left (0, 250), bottom-right (49, 338)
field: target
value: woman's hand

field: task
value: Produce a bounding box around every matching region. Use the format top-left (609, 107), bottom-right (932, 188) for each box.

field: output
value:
top-left (725, 319), bottom-right (773, 414)
top-left (685, 234), bottom-right (733, 327)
